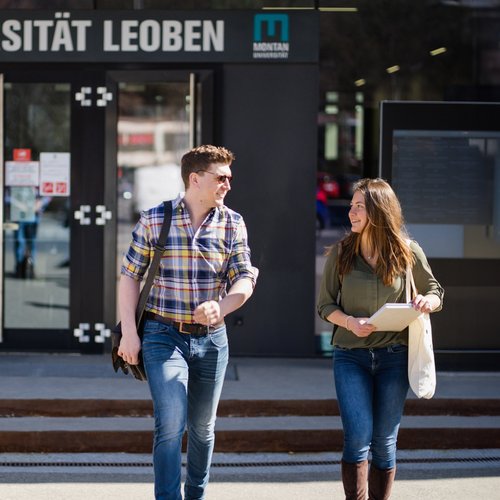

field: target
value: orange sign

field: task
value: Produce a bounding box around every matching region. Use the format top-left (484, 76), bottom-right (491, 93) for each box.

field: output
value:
top-left (13, 149), bottom-right (31, 161)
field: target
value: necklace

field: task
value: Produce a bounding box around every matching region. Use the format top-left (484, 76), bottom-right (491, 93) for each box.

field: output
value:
top-left (361, 240), bottom-right (376, 262)
top-left (363, 250), bottom-right (376, 262)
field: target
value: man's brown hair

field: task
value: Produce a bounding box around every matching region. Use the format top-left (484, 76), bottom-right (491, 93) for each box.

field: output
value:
top-left (181, 145), bottom-right (235, 188)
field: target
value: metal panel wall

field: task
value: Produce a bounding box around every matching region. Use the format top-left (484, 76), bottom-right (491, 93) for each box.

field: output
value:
top-left (221, 64), bottom-right (318, 356)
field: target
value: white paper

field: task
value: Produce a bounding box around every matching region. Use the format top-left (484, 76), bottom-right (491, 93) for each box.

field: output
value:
top-left (5, 161), bottom-right (39, 186)
top-left (39, 152), bottom-right (71, 197)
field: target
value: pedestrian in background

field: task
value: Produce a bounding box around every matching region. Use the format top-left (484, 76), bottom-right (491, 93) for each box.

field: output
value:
top-left (317, 178), bottom-right (443, 499)
top-left (118, 145), bottom-right (258, 500)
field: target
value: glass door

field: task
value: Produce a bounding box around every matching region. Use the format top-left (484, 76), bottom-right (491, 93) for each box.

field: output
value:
top-left (1, 70), bottom-right (109, 352)
top-left (116, 79), bottom-right (190, 265)
top-left (1, 78), bottom-right (72, 347)
top-left (103, 70), bottom-right (213, 327)
top-left (0, 69), bottom-right (212, 352)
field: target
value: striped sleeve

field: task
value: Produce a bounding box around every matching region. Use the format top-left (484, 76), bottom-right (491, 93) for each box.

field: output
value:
top-left (227, 218), bottom-right (258, 288)
top-left (121, 211), bottom-right (153, 281)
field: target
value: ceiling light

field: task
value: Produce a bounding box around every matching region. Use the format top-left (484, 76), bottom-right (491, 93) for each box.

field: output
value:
top-left (262, 6), bottom-right (314, 10)
top-left (319, 7), bottom-right (358, 12)
top-left (386, 65), bottom-right (400, 74)
top-left (354, 79), bottom-right (366, 87)
top-left (430, 47), bottom-right (447, 56)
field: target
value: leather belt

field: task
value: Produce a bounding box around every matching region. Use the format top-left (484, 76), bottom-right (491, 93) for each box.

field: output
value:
top-left (144, 311), bottom-right (216, 336)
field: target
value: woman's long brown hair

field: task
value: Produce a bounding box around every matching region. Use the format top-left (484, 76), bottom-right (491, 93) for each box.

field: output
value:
top-left (334, 178), bottom-right (415, 286)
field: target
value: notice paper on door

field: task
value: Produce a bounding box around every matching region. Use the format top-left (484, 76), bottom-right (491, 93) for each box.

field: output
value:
top-left (39, 153), bottom-right (71, 196)
top-left (5, 161), bottom-right (39, 186)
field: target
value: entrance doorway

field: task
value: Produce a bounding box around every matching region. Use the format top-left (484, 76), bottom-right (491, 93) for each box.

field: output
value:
top-left (0, 69), bottom-right (211, 352)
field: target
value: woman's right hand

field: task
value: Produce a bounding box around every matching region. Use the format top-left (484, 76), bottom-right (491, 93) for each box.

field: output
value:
top-left (349, 317), bottom-right (376, 338)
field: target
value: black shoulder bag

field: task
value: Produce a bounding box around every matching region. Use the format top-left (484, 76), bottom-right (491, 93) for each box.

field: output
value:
top-left (111, 200), bottom-right (173, 381)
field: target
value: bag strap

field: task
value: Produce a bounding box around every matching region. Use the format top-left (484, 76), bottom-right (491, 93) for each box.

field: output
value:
top-left (336, 242), bottom-right (342, 305)
top-left (405, 239), bottom-right (418, 302)
top-left (135, 201), bottom-right (173, 324)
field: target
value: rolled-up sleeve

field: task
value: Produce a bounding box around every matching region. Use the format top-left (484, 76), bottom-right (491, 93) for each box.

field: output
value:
top-left (227, 219), bottom-right (258, 288)
top-left (317, 246), bottom-right (342, 322)
top-left (411, 241), bottom-right (444, 311)
top-left (121, 211), bottom-right (152, 282)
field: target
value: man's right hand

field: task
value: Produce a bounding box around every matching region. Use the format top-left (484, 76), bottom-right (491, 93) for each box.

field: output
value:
top-left (118, 331), bottom-right (142, 366)
top-left (118, 275), bottom-right (142, 365)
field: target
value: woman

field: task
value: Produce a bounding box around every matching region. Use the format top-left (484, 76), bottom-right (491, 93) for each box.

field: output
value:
top-left (317, 178), bottom-right (443, 500)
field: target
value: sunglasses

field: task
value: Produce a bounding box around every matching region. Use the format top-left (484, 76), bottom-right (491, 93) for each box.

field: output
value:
top-left (197, 170), bottom-right (233, 184)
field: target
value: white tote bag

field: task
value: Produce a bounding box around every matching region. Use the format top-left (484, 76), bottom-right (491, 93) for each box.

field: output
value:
top-left (406, 265), bottom-right (436, 399)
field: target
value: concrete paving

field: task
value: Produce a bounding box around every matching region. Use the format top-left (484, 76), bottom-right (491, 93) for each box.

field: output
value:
top-left (0, 450), bottom-right (499, 500)
top-left (0, 354), bottom-right (499, 497)
top-left (0, 353), bottom-right (499, 401)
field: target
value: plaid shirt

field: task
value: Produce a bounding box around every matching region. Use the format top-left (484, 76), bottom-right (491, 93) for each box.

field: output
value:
top-left (121, 194), bottom-right (257, 323)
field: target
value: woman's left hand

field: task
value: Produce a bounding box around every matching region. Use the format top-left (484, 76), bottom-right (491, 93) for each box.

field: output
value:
top-left (412, 294), bottom-right (434, 313)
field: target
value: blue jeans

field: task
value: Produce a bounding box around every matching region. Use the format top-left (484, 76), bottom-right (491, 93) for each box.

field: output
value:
top-left (142, 319), bottom-right (229, 500)
top-left (333, 344), bottom-right (409, 469)
top-left (14, 220), bottom-right (39, 264)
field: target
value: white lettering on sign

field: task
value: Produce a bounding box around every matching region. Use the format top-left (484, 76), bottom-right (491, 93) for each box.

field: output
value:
top-left (0, 17), bottom-right (92, 52)
top-left (2, 20), bottom-right (22, 51)
top-left (140, 20), bottom-right (160, 52)
top-left (121, 20), bottom-right (139, 52)
top-left (252, 41), bottom-right (289, 59)
top-left (103, 20), bottom-right (118, 51)
top-left (24, 20), bottom-right (32, 51)
top-left (184, 20), bottom-right (201, 52)
top-left (51, 19), bottom-right (73, 50)
top-left (0, 17), bottom-right (224, 54)
top-left (204, 20), bottom-right (224, 52)
top-left (162, 21), bottom-right (182, 51)
top-left (103, 19), bottom-right (224, 52)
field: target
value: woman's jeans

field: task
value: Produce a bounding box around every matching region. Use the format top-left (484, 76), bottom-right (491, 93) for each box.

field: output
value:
top-left (333, 344), bottom-right (409, 470)
top-left (142, 319), bottom-right (229, 500)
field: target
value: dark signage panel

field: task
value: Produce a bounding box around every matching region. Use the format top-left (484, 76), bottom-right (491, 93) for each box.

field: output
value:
top-left (392, 131), bottom-right (497, 225)
top-left (0, 10), bottom-right (319, 63)
top-left (380, 101), bottom-right (500, 258)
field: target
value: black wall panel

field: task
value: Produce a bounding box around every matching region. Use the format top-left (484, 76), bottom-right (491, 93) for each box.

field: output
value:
top-left (221, 64), bottom-right (318, 356)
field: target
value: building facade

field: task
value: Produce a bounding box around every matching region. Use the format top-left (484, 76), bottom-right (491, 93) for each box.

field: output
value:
top-left (1, 1), bottom-right (499, 369)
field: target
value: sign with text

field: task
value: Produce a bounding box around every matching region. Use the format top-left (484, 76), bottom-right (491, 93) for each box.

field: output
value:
top-left (5, 161), bottom-right (39, 186)
top-left (40, 152), bottom-right (70, 197)
top-left (0, 10), bottom-right (318, 63)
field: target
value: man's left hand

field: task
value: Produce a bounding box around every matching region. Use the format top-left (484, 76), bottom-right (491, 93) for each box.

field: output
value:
top-left (193, 300), bottom-right (222, 325)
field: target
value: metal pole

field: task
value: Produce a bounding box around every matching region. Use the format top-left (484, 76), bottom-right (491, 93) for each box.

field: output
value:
top-left (189, 73), bottom-right (196, 149)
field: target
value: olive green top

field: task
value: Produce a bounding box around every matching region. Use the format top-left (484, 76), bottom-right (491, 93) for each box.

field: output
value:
top-left (317, 240), bottom-right (444, 349)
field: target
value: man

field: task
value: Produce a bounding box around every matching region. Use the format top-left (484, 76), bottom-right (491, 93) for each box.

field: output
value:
top-left (118, 145), bottom-right (257, 500)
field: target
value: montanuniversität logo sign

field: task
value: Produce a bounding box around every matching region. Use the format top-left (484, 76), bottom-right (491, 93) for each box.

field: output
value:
top-left (252, 13), bottom-right (289, 59)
